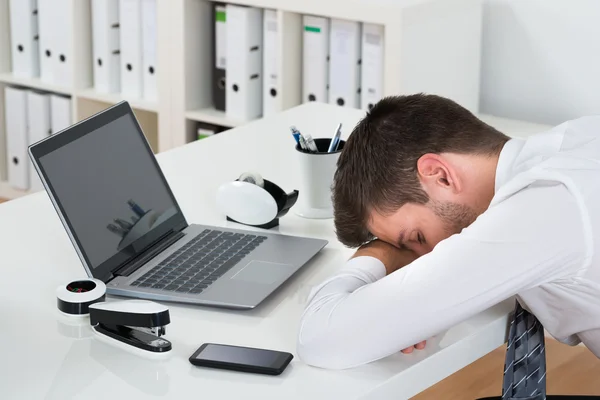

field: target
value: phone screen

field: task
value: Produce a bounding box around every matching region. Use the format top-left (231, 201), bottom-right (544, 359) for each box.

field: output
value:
top-left (191, 343), bottom-right (292, 370)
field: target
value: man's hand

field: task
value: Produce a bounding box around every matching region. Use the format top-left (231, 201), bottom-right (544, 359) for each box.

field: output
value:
top-left (352, 239), bottom-right (418, 275)
top-left (352, 240), bottom-right (427, 353)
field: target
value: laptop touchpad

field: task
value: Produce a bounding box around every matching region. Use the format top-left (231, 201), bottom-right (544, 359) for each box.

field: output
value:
top-left (231, 261), bottom-right (294, 284)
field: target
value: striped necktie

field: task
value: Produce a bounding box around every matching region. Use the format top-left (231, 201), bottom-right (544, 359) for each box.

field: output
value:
top-left (502, 301), bottom-right (547, 400)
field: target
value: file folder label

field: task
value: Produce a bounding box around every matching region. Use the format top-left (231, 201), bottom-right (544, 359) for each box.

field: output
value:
top-left (361, 23), bottom-right (384, 111)
top-left (53, 0), bottom-right (73, 88)
top-left (38, 0), bottom-right (55, 83)
top-left (9, 0), bottom-right (40, 78)
top-left (302, 16), bottom-right (329, 104)
top-left (329, 19), bottom-right (361, 108)
top-left (142, 0), bottom-right (158, 102)
top-left (263, 9), bottom-right (279, 116)
top-left (213, 3), bottom-right (227, 111)
top-left (4, 87), bottom-right (30, 190)
top-left (92, 0), bottom-right (121, 93)
top-left (27, 91), bottom-right (51, 192)
top-left (120, 0), bottom-right (144, 99)
top-left (50, 95), bottom-right (72, 134)
top-left (215, 6), bottom-right (227, 70)
top-left (225, 5), bottom-right (263, 121)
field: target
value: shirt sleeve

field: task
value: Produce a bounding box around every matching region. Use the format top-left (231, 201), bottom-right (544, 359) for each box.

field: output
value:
top-left (296, 183), bottom-right (587, 369)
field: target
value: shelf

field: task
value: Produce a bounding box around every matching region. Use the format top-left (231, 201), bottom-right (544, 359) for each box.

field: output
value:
top-left (76, 89), bottom-right (159, 113)
top-left (0, 73), bottom-right (72, 96)
top-left (213, 0), bottom-right (409, 24)
top-left (0, 180), bottom-right (31, 200)
top-left (185, 108), bottom-right (250, 128)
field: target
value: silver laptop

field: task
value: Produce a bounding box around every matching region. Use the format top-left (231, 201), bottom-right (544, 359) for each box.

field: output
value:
top-left (29, 101), bottom-right (327, 310)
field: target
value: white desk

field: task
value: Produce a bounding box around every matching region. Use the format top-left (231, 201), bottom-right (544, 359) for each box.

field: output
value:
top-left (0, 103), bottom-right (551, 400)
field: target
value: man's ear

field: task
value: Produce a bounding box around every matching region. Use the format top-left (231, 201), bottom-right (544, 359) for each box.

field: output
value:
top-left (416, 154), bottom-right (461, 195)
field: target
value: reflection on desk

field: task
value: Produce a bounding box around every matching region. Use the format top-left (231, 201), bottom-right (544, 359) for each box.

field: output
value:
top-left (50, 314), bottom-right (171, 399)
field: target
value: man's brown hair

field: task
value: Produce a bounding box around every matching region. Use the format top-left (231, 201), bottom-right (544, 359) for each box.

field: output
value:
top-left (332, 94), bottom-right (510, 248)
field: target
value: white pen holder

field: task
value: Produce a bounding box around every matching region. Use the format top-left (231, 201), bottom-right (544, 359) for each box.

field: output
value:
top-left (294, 138), bottom-right (345, 219)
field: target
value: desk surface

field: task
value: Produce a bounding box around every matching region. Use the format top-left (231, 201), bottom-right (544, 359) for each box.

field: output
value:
top-left (0, 103), bottom-right (551, 400)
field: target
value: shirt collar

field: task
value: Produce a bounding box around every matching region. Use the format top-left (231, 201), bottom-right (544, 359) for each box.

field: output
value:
top-left (495, 138), bottom-right (525, 192)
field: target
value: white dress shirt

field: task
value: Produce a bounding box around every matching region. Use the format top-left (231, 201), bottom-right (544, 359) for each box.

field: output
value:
top-left (297, 116), bottom-right (600, 370)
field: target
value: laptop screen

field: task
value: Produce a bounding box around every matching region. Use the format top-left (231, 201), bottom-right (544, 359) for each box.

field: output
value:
top-left (30, 103), bottom-right (187, 282)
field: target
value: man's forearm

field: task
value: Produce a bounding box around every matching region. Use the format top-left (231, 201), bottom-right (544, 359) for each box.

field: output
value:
top-left (351, 240), bottom-right (419, 275)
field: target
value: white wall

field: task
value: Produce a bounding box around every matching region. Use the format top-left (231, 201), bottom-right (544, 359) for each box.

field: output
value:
top-left (480, 0), bottom-right (600, 126)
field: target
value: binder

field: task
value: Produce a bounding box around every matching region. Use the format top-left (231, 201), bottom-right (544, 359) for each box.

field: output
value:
top-left (9, 0), bottom-right (40, 78)
top-left (119, 0), bottom-right (144, 99)
top-left (361, 23), bottom-right (384, 111)
top-left (26, 91), bottom-right (51, 192)
top-left (50, 95), bottom-right (72, 134)
top-left (53, 0), bottom-right (73, 88)
top-left (4, 87), bottom-right (30, 190)
top-left (141, 0), bottom-right (157, 102)
top-left (197, 123), bottom-right (219, 140)
top-left (213, 3), bottom-right (226, 111)
top-left (225, 5), bottom-right (263, 121)
top-left (92, 0), bottom-right (121, 93)
top-left (329, 19), bottom-right (361, 108)
top-left (38, 0), bottom-right (54, 83)
top-left (302, 16), bottom-right (329, 104)
top-left (262, 9), bottom-right (279, 117)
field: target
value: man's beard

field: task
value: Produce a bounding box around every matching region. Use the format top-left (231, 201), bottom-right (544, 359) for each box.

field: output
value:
top-left (431, 201), bottom-right (479, 236)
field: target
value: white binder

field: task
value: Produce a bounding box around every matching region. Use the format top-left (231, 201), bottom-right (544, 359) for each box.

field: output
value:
top-left (119, 0), bottom-right (144, 99)
top-left (92, 0), bottom-right (121, 93)
top-left (38, 0), bottom-right (54, 83)
top-left (26, 91), bottom-right (51, 192)
top-left (4, 87), bottom-right (30, 190)
top-left (262, 9), bottom-right (279, 117)
top-left (302, 16), bottom-right (329, 104)
top-left (225, 5), bottom-right (263, 121)
top-left (329, 19), bottom-right (361, 108)
top-left (141, 0), bottom-right (158, 102)
top-left (361, 23), bottom-right (384, 111)
top-left (50, 95), bottom-right (72, 134)
top-left (52, 0), bottom-right (73, 88)
top-left (9, 0), bottom-right (40, 78)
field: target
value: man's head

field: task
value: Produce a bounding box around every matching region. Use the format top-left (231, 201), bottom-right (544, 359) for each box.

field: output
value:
top-left (332, 94), bottom-right (510, 255)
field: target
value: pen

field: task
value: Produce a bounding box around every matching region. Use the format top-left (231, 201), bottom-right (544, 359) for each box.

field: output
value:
top-left (304, 134), bottom-right (319, 152)
top-left (289, 126), bottom-right (301, 145)
top-left (114, 218), bottom-right (133, 230)
top-left (298, 135), bottom-right (309, 151)
top-left (107, 223), bottom-right (126, 237)
top-left (327, 123), bottom-right (343, 152)
top-left (128, 199), bottom-right (146, 217)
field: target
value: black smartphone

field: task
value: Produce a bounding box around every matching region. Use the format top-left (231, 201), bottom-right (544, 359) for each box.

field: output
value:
top-left (189, 343), bottom-right (293, 376)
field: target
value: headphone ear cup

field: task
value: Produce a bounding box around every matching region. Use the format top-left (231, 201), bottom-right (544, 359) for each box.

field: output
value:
top-left (238, 172), bottom-right (264, 188)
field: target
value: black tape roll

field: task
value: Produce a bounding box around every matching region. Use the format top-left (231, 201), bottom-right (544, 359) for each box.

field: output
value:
top-left (56, 279), bottom-right (107, 316)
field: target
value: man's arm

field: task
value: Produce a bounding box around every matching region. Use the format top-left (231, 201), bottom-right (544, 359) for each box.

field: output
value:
top-left (350, 239), bottom-right (419, 275)
top-left (297, 183), bottom-right (587, 369)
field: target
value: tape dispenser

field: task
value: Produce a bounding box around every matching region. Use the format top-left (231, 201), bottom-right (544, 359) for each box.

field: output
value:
top-left (216, 172), bottom-right (299, 229)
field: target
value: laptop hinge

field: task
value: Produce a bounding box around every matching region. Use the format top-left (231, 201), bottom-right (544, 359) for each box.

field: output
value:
top-left (113, 230), bottom-right (185, 278)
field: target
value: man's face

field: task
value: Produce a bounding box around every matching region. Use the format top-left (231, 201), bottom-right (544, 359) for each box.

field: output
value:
top-left (368, 201), bottom-right (478, 256)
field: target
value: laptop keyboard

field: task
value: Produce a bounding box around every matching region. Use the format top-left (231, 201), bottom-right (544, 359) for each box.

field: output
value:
top-left (131, 229), bottom-right (267, 295)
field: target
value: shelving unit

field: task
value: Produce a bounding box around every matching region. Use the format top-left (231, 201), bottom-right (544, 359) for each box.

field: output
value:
top-left (0, 0), bottom-right (483, 199)
top-left (169, 0), bottom-right (483, 149)
top-left (0, 0), bottom-right (173, 198)
top-left (185, 108), bottom-right (247, 128)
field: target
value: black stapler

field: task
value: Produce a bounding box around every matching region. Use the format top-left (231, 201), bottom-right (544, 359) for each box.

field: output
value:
top-left (89, 300), bottom-right (172, 353)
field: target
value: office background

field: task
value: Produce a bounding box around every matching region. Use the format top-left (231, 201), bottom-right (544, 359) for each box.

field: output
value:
top-left (0, 0), bottom-right (598, 201)
top-left (1, 1), bottom-right (600, 398)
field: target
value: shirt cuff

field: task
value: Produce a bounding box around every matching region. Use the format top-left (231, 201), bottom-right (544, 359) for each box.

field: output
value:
top-left (344, 256), bottom-right (387, 281)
